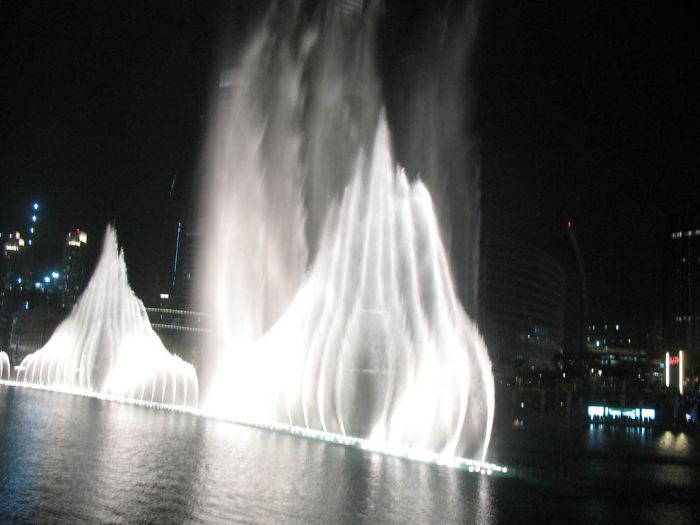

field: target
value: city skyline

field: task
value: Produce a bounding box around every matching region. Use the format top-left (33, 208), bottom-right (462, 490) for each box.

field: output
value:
top-left (1, 1), bottom-right (697, 332)
top-left (1, 2), bottom-right (698, 522)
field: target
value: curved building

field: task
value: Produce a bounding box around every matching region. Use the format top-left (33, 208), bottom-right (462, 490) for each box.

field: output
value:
top-left (479, 236), bottom-right (565, 379)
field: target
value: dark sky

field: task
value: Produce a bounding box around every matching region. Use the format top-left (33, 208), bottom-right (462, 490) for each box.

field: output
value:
top-left (0, 0), bottom-right (220, 295)
top-left (1, 1), bottom-right (697, 332)
top-left (475, 2), bottom-right (698, 335)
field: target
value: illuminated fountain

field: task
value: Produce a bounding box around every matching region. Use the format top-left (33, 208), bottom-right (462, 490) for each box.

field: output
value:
top-left (13, 226), bottom-right (198, 409)
top-left (0, 1), bottom-right (501, 473)
top-left (201, 3), bottom-right (494, 461)
top-left (0, 351), bottom-right (10, 380)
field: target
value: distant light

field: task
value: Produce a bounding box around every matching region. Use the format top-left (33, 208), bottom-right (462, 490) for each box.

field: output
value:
top-left (51, 271), bottom-right (59, 279)
top-left (31, 215), bottom-right (37, 222)
top-left (33, 203), bottom-right (39, 210)
top-left (17, 277), bottom-right (22, 284)
top-left (587, 406), bottom-right (604, 418)
top-left (160, 293), bottom-right (170, 299)
top-left (641, 408), bottom-right (656, 421)
top-left (520, 402), bottom-right (524, 408)
top-left (615, 324), bottom-right (620, 331)
top-left (43, 276), bottom-right (50, 283)
top-left (34, 282), bottom-right (41, 289)
top-left (598, 370), bottom-right (602, 376)
top-left (29, 227), bottom-right (34, 234)
top-left (566, 220), bottom-right (572, 228)
top-left (589, 406), bottom-right (655, 421)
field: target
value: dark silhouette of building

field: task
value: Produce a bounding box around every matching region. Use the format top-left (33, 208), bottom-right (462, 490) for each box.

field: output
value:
top-left (61, 229), bottom-right (89, 309)
top-left (1, 232), bottom-right (28, 315)
top-left (1, 232), bottom-right (30, 350)
top-left (586, 321), bottom-right (648, 381)
top-left (479, 236), bottom-right (565, 381)
top-left (664, 210), bottom-right (700, 380)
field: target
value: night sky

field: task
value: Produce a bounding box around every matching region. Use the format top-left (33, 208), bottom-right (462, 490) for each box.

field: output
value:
top-left (1, 1), bottom-right (697, 335)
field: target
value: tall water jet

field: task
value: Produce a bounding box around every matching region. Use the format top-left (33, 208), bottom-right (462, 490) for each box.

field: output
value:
top-left (199, 3), bottom-right (381, 373)
top-left (200, 1), bottom-right (493, 459)
top-left (15, 226), bottom-right (198, 409)
top-left (0, 351), bottom-right (10, 380)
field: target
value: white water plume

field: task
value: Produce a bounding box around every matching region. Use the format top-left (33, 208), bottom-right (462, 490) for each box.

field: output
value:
top-left (0, 351), bottom-right (10, 380)
top-left (206, 119), bottom-right (494, 458)
top-left (15, 226), bottom-right (198, 408)
top-left (200, 1), bottom-right (494, 460)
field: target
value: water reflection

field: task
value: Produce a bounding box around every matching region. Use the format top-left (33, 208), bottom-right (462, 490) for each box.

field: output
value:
top-left (475, 476), bottom-right (494, 525)
top-left (2, 387), bottom-right (699, 524)
top-left (656, 431), bottom-right (691, 456)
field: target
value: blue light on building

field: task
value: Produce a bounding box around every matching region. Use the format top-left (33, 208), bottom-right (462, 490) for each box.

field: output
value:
top-left (587, 405), bottom-right (655, 421)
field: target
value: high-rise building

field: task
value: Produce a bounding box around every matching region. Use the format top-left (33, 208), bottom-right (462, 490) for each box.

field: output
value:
top-left (664, 210), bottom-right (700, 382)
top-left (479, 236), bottom-right (566, 380)
top-left (1, 231), bottom-right (28, 316)
top-left (61, 229), bottom-right (88, 309)
top-left (585, 322), bottom-right (647, 379)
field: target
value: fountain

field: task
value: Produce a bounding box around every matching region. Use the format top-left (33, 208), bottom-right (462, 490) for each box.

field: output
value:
top-left (0, 1), bottom-right (501, 472)
top-left (0, 351), bottom-right (10, 380)
top-left (12, 226), bottom-right (198, 409)
top-left (200, 2), bottom-right (494, 460)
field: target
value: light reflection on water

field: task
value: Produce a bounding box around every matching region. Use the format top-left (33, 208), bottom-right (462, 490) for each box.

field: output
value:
top-left (656, 431), bottom-right (691, 455)
top-left (1, 387), bottom-right (699, 524)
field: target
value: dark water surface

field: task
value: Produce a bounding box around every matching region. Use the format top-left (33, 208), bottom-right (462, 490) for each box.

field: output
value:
top-left (1, 386), bottom-right (698, 523)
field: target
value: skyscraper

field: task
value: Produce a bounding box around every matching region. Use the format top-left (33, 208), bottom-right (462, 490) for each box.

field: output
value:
top-left (61, 229), bottom-right (88, 309)
top-left (664, 210), bottom-right (700, 381)
top-left (479, 236), bottom-right (566, 380)
top-left (1, 232), bottom-right (28, 316)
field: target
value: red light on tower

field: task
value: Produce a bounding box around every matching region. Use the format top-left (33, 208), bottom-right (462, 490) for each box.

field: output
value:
top-left (566, 220), bottom-right (572, 229)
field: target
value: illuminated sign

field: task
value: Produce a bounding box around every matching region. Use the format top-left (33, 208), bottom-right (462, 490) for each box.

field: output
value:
top-left (665, 351), bottom-right (685, 394)
top-left (587, 405), bottom-right (655, 421)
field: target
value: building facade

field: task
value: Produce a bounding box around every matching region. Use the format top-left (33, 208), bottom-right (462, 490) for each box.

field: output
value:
top-left (479, 236), bottom-right (566, 381)
top-left (1, 232), bottom-right (28, 315)
top-left (61, 229), bottom-right (89, 309)
top-left (664, 210), bottom-right (700, 383)
top-left (586, 321), bottom-right (647, 380)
